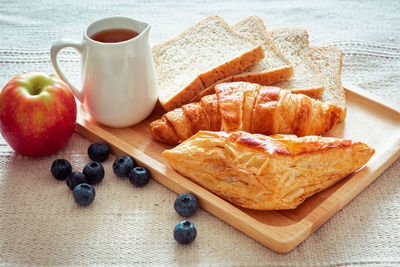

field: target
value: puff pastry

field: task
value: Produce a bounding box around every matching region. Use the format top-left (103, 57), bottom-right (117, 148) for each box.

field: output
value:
top-left (151, 82), bottom-right (342, 145)
top-left (162, 131), bottom-right (374, 210)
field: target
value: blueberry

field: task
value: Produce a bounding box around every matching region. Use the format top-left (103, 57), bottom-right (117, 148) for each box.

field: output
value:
top-left (113, 156), bottom-right (135, 177)
top-left (88, 142), bottom-right (110, 162)
top-left (173, 220), bottom-right (197, 244)
top-left (174, 193), bottom-right (198, 217)
top-left (128, 167), bottom-right (150, 187)
top-left (83, 161), bottom-right (105, 185)
top-left (51, 159), bottom-right (72, 180)
top-left (66, 171), bottom-right (87, 190)
top-left (73, 183), bottom-right (95, 206)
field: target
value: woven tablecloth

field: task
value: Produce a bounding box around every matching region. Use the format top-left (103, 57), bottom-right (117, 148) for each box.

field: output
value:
top-left (1, 0), bottom-right (399, 266)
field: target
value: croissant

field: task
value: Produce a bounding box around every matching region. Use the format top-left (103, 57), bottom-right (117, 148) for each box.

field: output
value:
top-left (163, 131), bottom-right (375, 210)
top-left (151, 82), bottom-right (342, 145)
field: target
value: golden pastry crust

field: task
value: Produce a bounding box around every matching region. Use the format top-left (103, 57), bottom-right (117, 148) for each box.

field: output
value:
top-left (162, 131), bottom-right (375, 210)
top-left (150, 82), bottom-right (342, 145)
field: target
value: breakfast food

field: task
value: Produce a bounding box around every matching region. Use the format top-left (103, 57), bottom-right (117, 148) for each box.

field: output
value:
top-left (113, 155), bottom-right (136, 178)
top-left (73, 183), bottom-right (96, 206)
top-left (88, 142), bottom-right (110, 162)
top-left (193, 15), bottom-right (293, 102)
top-left (66, 171), bottom-right (87, 191)
top-left (188, 19), bottom-right (345, 113)
top-left (83, 161), bottom-right (105, 185)
top-left (310, 46), bottom-right (346, 121)
top-left (174, 220), bottom-right (197, 244)
top-left (51, 143), bottom-right (151, 207)
top-left (268, 28), bottom-right (324, 98)
top-left (51, 159), bottom-right (73, 180)
top-left (128, 167), bottom-right (151, 187)
top-left (150, 82), bottom-right (341, 145)
top-left (174, 193), bottom-right (199, 218)
top-left (163, 131), bottom-right (375, 210)
top-left (153, 15), bottom-right (264, 111)
top-left (0, 72), bottom-right (77, 157)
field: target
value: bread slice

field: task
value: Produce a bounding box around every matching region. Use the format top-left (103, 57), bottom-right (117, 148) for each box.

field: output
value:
top-left (268, 28), bottom-right (324, 99)
top-left (191, 16), bottom-right (293, 102)
top-left (153, 15), bottom-right (264, 111)
top-left (310, 46), bottom-right (346, 121)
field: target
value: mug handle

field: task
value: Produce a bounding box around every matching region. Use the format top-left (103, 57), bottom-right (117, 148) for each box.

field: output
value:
top-left (50, 40), bottom-right (84, 102)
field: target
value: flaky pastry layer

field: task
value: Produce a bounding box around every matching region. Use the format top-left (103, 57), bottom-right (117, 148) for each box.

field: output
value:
top-left (151, 82), bottom-right (342, 145)
top-left (163, 131), bottom-right (374, 210)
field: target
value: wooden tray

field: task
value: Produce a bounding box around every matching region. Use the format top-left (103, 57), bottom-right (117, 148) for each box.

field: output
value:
top-left (75, 85), bottom-right (400, 253)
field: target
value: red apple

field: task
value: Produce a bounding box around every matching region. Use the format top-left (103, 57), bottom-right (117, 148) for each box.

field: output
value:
top-left (0, 72), bottom-right (77, 157)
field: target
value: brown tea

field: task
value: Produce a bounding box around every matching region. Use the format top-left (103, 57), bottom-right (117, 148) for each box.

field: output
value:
top-left (90, 28), bottom-right (139, 43)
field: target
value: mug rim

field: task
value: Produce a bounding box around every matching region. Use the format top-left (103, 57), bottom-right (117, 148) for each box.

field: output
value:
top-left (84, 16), bottom-right (150, 46)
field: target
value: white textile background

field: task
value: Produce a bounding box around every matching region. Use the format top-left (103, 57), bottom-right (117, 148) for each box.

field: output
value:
top-left (0, 0), bottom-right (399, 266)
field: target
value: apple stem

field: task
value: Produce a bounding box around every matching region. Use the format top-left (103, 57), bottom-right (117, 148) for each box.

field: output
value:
top-left (35, 86), bottom-right (41, 95)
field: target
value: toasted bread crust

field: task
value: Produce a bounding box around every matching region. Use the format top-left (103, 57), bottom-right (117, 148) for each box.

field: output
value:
top-left (159, 77), bottom-right (205, 112)
top-left (199, 45), bottom-right (265, 88)
top-left (192, 66), bottom-right (293, 102)
top-left (154, 15), bottom-right (264, 111)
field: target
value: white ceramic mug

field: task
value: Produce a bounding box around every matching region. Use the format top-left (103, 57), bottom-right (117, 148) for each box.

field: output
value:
top-left (50, 16), bottom-right (158, 128)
